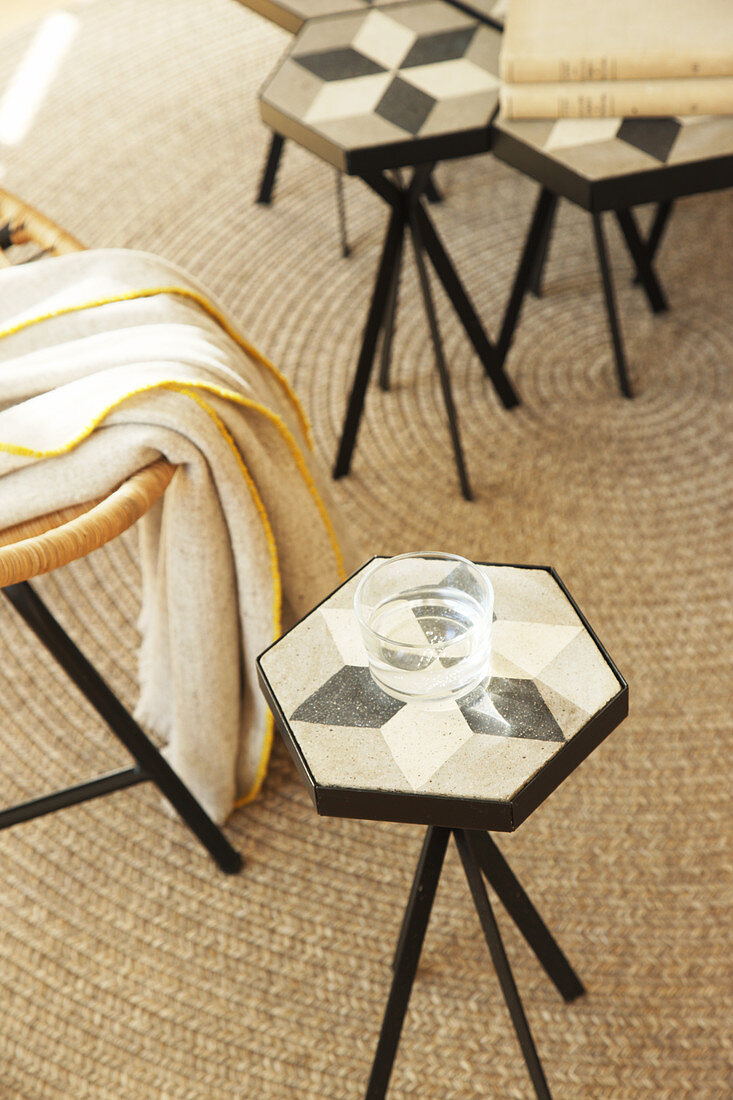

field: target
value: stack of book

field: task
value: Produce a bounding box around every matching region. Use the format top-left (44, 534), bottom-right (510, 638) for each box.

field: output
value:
top-left (499, 0), bottom-right (733, 119)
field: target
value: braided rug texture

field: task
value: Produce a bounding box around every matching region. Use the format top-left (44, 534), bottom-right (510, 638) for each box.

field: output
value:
top-left (0, 1), bottom-right (731, 1097)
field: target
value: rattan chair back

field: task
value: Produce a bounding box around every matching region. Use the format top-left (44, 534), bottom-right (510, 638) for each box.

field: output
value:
top-left (0, 186), bottom-right (176, 587)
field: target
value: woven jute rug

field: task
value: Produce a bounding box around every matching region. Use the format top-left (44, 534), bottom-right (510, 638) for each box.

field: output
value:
top-left (0, 1), bottom-right (731, 1097)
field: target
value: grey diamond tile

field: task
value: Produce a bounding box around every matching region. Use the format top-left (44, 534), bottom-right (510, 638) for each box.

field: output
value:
top-left (291, 665), bottom-right (405, 726)
top-left (441, 563), bottom-right (493, 607)
top-left (401, 26), bottom-right (477, 68)
top-left (461, 677), bottom-right (565, 741)
top-left (296, 46), bottom-right (386, 81)
top-left (616, 117), bottom-right (682, 163)
top-left (375, 74), bottom-right (436, 133)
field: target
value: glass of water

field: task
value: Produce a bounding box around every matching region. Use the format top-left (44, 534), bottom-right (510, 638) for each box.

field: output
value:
top-left (354, 552), bottom-right (494, 706)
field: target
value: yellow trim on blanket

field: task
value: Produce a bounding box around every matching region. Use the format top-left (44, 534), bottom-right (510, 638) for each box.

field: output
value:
top-left (178, 389), bottom-right (278, 805)
top-left (0, 285), bottom-right (314, 447)
top-left (0, 284), bottom-right (347, 807)
top-left (0, 377), bottom-right (345, 581)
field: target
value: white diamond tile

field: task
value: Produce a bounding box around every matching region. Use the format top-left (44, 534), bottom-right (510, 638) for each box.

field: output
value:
top-left (291, 721), bottom-right (412, 792)
top-left (492, 620), bottom-right (582, 677)
top-left (381, 704), bottom-right (473, 789)
top-left (535, 631), bottom-right (620, 716)
top-left (305, 72), bottom-right (393, 123)
top-left (259, 611), bottom-right (345, 716)
top-left (545, 117), bottom-right (620, 151)
top-left (352, 10), bottom-right (416, 69)
top-left (400, 58), bottom-right (499, 98)
top-left (320, 608), bottom-right (369, 666)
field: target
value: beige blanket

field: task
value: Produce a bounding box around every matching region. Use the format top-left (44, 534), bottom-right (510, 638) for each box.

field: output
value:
top-left (0, 249), bottom-right (357, 823)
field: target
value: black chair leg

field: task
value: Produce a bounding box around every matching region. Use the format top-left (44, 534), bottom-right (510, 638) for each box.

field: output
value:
top-left (3, 582), bottom-right (243, 875)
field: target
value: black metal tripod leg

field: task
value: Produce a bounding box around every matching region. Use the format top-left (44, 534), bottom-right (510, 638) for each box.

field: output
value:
top-left (256, 132), bottom-right (285, 205)
top-left (378, 226), bottom-right (405, 392)
top-left (529, 192), bottom-right (559, 298)
top-left (414, 202), bottom-right (520, 410)
top-left (334, 206), bottom-right (405, 478)
top-left (3, 583), bottom-right (243, 875)
top-left (646, 199), bottom-right (673, 261)
top-left (469, 831), bottom-right (584, 1002)
top-left (632, 200), bottom-right (673, 284)
top-left (366, 826), bottom-right (450, 1100)
top-left (591, 212), bottom-right (634, 399)
top-left (496, 186), bottom-right (558, 367)
top-left (424, 173), bottom-right (442, 204)
top-left (454, 829), bottom-right (553, 1100)
top-left (335, 171), bottom-right (350, 258)
top-left (615, 208), bottom-right (668, 313)
top-left (409, 205), bottom-right (473, 501)
top-left (391, 826), bottom-right (443, 971)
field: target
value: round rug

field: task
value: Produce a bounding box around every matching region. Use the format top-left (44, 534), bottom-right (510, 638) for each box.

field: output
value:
top-left (0, 1), bottom-right (731, 1097)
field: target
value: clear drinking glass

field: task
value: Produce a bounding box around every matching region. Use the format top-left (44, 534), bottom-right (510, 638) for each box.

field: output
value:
top-left (354, 552), bottom-right (494, 706)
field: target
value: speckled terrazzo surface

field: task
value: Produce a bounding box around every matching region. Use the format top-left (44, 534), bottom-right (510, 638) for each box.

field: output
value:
top-left (259, 561), bottom-right (622, 803)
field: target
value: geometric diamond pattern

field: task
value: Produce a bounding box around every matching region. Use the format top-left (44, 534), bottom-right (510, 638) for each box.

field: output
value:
top-left (260, 3), bottom-right (501, 172)
top-left (259, 561), bottom-right (622, 798)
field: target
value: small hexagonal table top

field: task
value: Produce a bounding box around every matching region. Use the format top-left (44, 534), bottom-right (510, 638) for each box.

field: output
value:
top-left (491, 113), bottom-right (733, 211)
top-left (259, 0), bottom-right (502, 173)
top-left (257, 559), bottom-right (627, 831)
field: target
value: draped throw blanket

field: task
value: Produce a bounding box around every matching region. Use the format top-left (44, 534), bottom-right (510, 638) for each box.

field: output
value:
top-left (0, 249), bottom-right (356, 823)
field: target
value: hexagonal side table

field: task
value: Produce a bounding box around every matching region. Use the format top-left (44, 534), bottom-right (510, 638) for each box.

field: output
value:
top-left (257, 558), bottom-right (628, 1098)
top-left (489, 112), bottom-right (733, 396)
top-left (260, 1), bottom-right (520, 500)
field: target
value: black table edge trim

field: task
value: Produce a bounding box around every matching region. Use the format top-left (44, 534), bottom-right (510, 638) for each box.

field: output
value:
top-left (256, 559), bottom-right (628, 831)
top-left (490, 126), bottom-right (733, 211)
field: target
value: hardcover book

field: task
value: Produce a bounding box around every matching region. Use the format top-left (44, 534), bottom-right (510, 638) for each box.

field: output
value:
top-left (500, 76), bottom-right (733, 118)
top-left (501, 0), bottom-right (733, 83)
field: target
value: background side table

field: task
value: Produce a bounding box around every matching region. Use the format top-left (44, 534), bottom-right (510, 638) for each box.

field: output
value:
top-left (260, 2), bottom-right (520, 500)
top-left (258, 558), bottom-right (628, 1098)
top-left (489, 113), bottom-right (733, 396)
